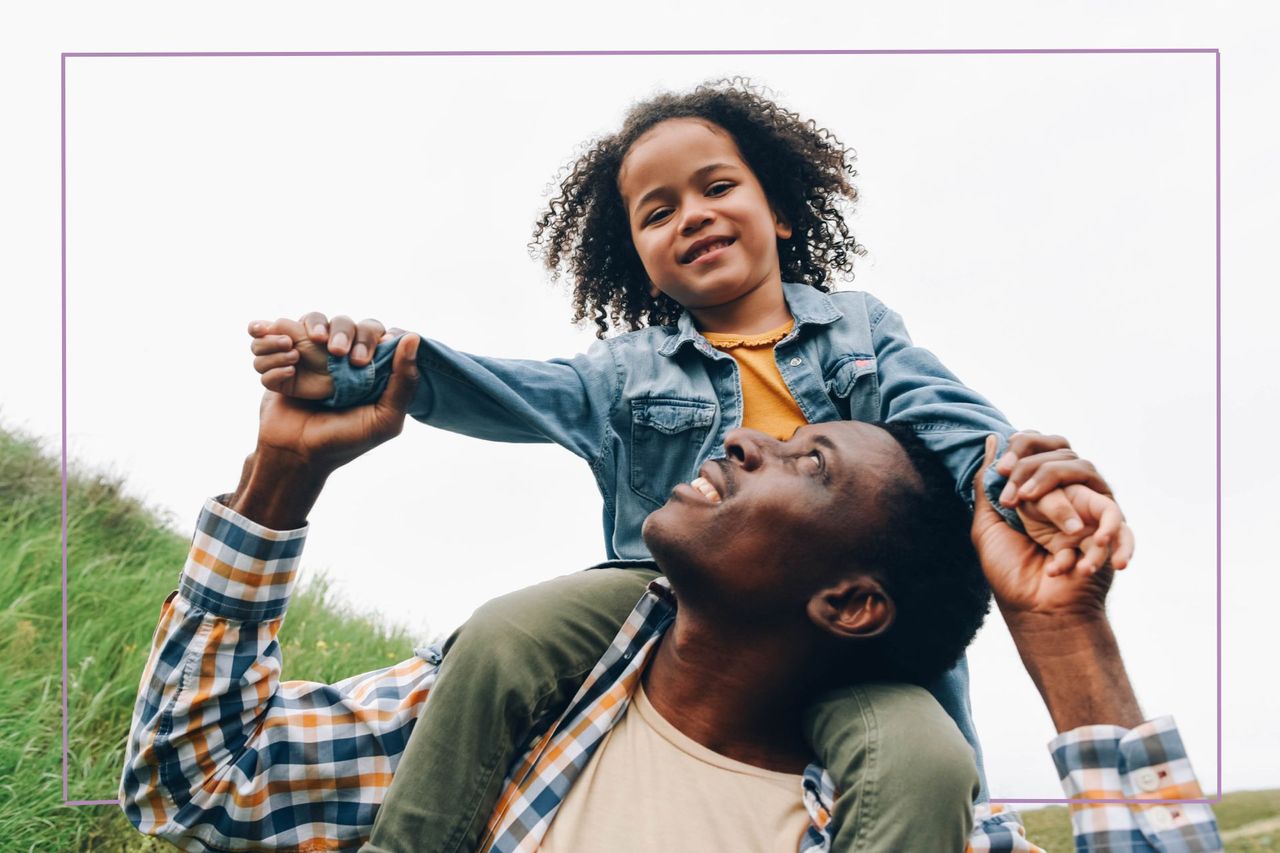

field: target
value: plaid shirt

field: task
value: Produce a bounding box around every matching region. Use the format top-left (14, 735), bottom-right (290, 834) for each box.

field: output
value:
top-left (121, 499), bottom-right (1222, 852)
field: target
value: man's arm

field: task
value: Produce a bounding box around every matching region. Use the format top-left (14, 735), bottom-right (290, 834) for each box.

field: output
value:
top-left (120, 499), bottom-right (437, 851)
top-left (122, 335), bottom-right (434, 850)
top-left (968, 435), bottom-right (1223, 852)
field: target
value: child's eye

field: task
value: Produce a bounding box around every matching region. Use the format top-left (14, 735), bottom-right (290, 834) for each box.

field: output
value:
top-left (644, 208), bottom-right (672, 226)
top-left (707, 182), bottom-right (734, 196)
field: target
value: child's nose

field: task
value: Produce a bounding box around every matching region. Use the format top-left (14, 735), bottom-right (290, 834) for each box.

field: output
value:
top-left (678, 204), bottom-right (715, 235)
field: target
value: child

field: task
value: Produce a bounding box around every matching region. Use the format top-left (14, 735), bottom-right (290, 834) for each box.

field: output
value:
top-left (250, 79), bottom-right (1126, 852)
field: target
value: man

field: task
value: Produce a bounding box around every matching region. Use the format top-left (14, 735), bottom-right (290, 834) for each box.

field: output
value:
top-left (121, 336), bottom-right (1221, 851)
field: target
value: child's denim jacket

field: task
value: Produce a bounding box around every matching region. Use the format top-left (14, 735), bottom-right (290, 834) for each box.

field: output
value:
top-left (327, 281), bottom-right (1017, 798)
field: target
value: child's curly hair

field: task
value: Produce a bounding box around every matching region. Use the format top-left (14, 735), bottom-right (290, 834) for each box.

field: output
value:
top-left (530, 77), bottom-right (864, 338)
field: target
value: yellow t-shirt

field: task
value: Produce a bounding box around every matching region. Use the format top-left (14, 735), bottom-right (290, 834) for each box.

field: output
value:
top-left (540, 684), bottom-right (810, 852)
top-left (702, 320), bottom-right (808, 440)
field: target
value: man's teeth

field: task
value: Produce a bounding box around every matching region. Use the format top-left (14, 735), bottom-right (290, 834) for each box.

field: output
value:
top-left (690, 476), bottom-right (722, 503)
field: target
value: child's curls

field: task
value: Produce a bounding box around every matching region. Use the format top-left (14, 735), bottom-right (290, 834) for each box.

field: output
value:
top-left (530, 77), bottom-right (866, 338)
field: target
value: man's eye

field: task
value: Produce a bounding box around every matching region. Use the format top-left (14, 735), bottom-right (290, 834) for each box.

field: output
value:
top-left (806, 450), bottom-right (824, 471)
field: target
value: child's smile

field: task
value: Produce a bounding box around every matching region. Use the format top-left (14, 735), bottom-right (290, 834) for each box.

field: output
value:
top-left (618, 118), bottom-right (793, 334)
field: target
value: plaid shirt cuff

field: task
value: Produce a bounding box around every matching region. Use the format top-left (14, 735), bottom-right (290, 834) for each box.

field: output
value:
top-left (1049, 716), bottom-right (1223, 851)
top-left (177, 496), bottom-right (308, 622)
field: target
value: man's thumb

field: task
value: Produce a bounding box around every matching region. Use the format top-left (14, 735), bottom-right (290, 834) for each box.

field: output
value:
top-left (382, 334), bottom-right (421, 414)
top-left (972, 434), bottom-right (1000, 522)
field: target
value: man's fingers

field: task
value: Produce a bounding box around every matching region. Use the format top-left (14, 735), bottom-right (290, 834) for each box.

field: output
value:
top-left (327, 315), bottom-right (356, 357)
top-left (1015, 458), bottom-right (1107, 501)
top-left (995, 430), bottom-right (1068, 475)
top-left (380, 334), bottom-right (421, 415)
top-left (350, 318), bottom-right (388, 367)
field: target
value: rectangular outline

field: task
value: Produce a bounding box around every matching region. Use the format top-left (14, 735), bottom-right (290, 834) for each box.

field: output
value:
top-left (59, 47), bottom-right (1222, 810)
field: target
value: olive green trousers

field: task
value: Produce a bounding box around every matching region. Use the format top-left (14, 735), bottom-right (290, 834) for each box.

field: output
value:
top-left (362, 567), bottom-right (978, 853)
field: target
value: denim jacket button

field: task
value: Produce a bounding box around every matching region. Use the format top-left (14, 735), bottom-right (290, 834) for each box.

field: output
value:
top-left (789, 357), bottom-right (803, 366)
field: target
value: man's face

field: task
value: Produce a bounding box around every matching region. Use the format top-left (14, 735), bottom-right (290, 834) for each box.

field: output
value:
top-left (642, 421), bottom-right (915, 619)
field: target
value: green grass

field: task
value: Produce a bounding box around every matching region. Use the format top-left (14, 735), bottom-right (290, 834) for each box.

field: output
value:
top-left (2, 425), bottom-right (1277, 851)
top-left (0, 428), bottom-right (417, 851)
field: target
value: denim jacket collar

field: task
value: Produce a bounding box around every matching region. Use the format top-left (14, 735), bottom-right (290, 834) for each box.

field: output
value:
top-left (657, 281), bottom-right (845, 358)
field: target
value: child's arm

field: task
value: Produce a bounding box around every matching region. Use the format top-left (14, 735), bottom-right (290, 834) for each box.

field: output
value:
top-left (866, 294), bottom-right (1126, 570)
top-left (120, 498), bottom-right (437, 851)
top-left (247, 312), bottom-right (619, 463)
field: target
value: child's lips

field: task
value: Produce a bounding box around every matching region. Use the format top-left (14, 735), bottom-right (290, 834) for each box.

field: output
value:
top-left (681, 236), bottom-right (736, 264)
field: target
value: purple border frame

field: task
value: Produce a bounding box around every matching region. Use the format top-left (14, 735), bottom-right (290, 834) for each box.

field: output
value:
top-left (59, 47), bottom-right (1222, 810)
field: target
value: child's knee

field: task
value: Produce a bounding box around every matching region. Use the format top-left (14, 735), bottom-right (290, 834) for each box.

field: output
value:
top-left (439, 568), bottom-right (658, 709)
top-left (805, 683), bottom-right (978, 844)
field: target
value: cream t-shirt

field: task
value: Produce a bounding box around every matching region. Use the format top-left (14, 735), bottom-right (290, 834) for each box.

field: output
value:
top-left (540, 684), bottom-right (810, 852)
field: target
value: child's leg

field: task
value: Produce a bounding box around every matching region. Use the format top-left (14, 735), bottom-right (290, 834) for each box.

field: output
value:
top-left (803, 683), bottom-right (980, 852)
top-left (361, 566), bottom-right (659, 853)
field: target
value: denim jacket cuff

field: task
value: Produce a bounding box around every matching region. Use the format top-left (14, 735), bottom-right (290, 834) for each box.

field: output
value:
top-left (981, 433), bottom-right (1024, 533)
top-left (323, 336), bottom-right (400, 409)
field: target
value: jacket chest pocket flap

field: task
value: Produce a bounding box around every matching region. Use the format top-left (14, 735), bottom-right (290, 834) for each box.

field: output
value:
top-left (629, 398), bottom-right (717, 507)
top-left (825, 356), bottom-right (880, 422)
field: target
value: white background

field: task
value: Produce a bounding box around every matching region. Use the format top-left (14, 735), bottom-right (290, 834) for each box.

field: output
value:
top-left (2, 1), bottom-right (1275, 805)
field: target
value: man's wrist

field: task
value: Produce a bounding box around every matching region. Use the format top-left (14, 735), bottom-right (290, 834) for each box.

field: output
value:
top-left (228, 446), bottom-right (330, 530)
top-left (1004, 608), bottom-right (1144, 732)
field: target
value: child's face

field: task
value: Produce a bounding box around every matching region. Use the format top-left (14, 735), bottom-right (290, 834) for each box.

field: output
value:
top-left (617, 118), bottom-right (792, 320)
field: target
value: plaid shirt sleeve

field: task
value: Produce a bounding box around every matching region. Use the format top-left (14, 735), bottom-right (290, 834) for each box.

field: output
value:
top-left (118, 497), bottom-right (439, 853)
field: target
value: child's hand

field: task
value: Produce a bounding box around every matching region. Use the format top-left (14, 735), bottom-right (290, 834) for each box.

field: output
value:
top-left (992, 431), bottom-right (1135, 577)
top-left (248, 313), bottom-right (398, 401)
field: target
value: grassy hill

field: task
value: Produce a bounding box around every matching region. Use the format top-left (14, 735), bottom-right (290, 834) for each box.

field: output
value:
top-left (1, 425), bottom-right (1276, 851)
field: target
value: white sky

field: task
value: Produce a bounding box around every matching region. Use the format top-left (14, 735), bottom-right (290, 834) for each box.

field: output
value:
top-left (3, 1), bottom-right (1276, 805)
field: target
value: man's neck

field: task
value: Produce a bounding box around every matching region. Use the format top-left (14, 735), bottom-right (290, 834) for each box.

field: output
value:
top-left (641, 611), bottom-right (815, 774)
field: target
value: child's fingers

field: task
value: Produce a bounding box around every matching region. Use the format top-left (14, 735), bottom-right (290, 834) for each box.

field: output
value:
top-left (250, 335), bottom-right (295, 357)
top-left (260, 365), bottom-right (296, 392)
top-left (1028, 488), bottom-right (1085, 537)
top-left (1077, 535), bottom-right (1109, 574)
top-left (1046, 547), bottom-right (1077, 577)
top-left (254, 350), bottom-right (299, 375)
top-left (1111, 525), bottom-right (1136, 570)
top-left (300, 311), bottom-right (331, 343)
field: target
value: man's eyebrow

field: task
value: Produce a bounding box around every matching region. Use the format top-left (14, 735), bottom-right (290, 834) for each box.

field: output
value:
top-left (631, 163), bottom-right (737, 216)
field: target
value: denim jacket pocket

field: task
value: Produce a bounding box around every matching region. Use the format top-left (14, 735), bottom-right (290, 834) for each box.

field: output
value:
top-left (629, 397), bottom-right (717, 507)
top-left (825, 356), bottom-right (881, 423)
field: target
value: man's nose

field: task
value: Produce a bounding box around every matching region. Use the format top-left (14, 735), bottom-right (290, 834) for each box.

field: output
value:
top-left (723, 428), bottom-right (777, 472)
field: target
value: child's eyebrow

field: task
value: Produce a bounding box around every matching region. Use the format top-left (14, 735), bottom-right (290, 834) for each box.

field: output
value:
top-left (630, 162), bottom-right (737, 215)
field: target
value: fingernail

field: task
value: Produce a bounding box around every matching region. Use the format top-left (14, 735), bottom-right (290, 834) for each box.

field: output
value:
top-left (352, 343), bottom-right (367, 362)
top-left (1065, 518), bottom-right (1083, 533)
top-left (999, 484), bottom-right (1015, 504)
top-left (1019, 478), bottom-right (1038, 495)
top-left (315, 323), bottom-right (327, 337)
top-left (331, 332), bottom-right (348, 350)
top-left (998, 452), bottom-right (1015, 469)
top-left (249, 321), bottom-right (263, 332)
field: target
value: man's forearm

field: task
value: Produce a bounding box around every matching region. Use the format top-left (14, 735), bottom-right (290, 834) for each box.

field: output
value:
top-left (229, 447), bottom-right (329, 530)
top-left (1005, 610), bottom-right (1143, 732)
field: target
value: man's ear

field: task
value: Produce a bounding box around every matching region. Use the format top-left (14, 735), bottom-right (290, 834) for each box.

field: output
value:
top-left (773, 209), bottom-right (793, 241)
top-left (807, 576), bottom-right (894, 640)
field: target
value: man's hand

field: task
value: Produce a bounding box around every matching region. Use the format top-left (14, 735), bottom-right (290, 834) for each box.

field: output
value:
top-left (229, 334), bottom-right (420, 529)
top-left (971, 434), bottom-right (1142, 730)
top-left (972, 435), bottom-right (1118, 619)
top-left (248, 313), bottom-right (401, 401)
top-left (993, 431), bottom-right (1134, 577)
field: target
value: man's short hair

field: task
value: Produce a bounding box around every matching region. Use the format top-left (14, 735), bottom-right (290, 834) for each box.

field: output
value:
top-left (827, 422), bottom-right (991, 687)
